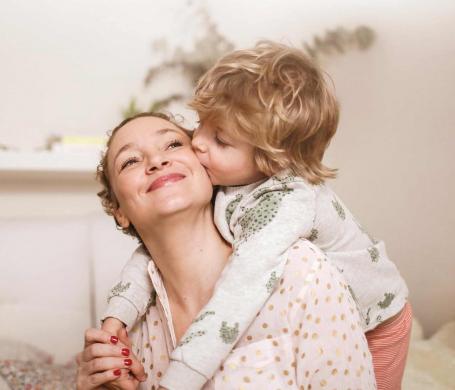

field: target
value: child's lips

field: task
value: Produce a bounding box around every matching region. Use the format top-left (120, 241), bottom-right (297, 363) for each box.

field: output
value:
top-left (147, 173), bottom-right (186, 192)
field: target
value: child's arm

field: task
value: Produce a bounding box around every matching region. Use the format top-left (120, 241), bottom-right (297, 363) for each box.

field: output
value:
top-left (160, 172), bottom-right (316, 390)
top-left (102, 245), bottom-right (154, 330)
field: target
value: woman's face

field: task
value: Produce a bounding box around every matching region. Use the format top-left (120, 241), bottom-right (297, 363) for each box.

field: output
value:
top-left (107, 116), bottom-right (213, 230)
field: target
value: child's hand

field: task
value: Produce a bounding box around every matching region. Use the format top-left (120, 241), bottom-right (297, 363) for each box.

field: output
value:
top-left (102, 317), bottom-right (126, 338)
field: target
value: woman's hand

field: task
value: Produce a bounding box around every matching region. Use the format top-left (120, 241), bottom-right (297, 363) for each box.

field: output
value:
top-left (76, 327), bottom-right (146, 390)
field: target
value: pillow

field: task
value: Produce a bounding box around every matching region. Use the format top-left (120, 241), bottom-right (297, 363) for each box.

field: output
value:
top-left (0, 360), bottom-right (76, 390)
top-left (0, 339), bottom-right (53, 364)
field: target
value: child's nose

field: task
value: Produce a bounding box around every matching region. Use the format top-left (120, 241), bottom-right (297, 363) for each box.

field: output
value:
top-left (192, 135), bottom-right (208, 153)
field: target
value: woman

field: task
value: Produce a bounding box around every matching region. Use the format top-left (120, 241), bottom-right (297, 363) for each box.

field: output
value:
top-left (76, 113), bottom-right (376, 389)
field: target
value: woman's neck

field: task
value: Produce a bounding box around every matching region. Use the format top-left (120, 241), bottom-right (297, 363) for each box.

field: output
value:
top-left (138, 205), bottom-right (231, 317)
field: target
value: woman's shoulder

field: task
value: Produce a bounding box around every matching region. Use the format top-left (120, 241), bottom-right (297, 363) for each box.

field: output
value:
top-left (279, 238), bottom-right (353, 309)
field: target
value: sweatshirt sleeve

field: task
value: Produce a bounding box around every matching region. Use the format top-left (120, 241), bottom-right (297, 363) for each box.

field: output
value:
top-left (101, 245), bottom-right (155, 330)
top-left (160, 172), bottom-right (316, 390)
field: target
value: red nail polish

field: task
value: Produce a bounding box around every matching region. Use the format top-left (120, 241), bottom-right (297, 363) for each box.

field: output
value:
top-left (121, 348), bottom-right (130, 356)
top-left (113, 369), bottom-right (121, 376)
top-left (124, 358), bottom-right (132, 366)
top-left (110, 336), bottom-right (118, 344)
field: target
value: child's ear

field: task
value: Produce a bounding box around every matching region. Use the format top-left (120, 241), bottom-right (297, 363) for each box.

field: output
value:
top-left (113, 207), bottom-right (130, 229)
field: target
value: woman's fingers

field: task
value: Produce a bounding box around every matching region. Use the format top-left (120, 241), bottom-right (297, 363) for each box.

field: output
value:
top-left (82, 342), bottom-right (131, 363)
top-left (86, 356), bottom-right (135, 375)
top-left (76, 367), bottom-right (124, 390)
top-left (84, 327), bottom-right (120, 348)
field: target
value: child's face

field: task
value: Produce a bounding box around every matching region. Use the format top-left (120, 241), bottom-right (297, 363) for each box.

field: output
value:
top-left (192, 120), bottom-right (266, 186)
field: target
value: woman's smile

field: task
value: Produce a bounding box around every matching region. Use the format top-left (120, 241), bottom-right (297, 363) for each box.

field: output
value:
top-left (147, 173), bottom-right (186, 192)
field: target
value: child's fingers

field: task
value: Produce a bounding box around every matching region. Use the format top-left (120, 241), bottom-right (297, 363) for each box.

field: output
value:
top-left (86, 356), bottom-right (134, 375)
top-left (118, 327), bottom-right (131, 348)
top-left (127, 355), bottom-right (147, 382)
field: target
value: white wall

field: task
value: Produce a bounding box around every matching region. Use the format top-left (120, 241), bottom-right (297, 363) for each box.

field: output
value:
top-left (1, 0), bottom-right (454, 334)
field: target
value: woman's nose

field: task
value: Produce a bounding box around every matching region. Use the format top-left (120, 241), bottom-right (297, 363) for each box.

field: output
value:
top-left (146, 155), bottom-right (170, 173)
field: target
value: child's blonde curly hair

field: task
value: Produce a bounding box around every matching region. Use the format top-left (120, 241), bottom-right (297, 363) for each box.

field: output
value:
top-left (189, 40), bottom-right (339, 184)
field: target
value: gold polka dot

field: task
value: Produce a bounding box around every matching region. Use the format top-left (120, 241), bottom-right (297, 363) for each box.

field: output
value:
top-left (303, 332), bottom-right (309, 339)
top-left (262, 323), bottom-right (268, 328)
top-left (344, 369), bottom-right (349, 375)
top-left (348, 355), bottom-right (352, 362)
top-left (320, 379), bottom-right (327, 387)
top-left (294, 329), bottom-right (300, 336)
top-left (311, 333), bottom-right (319, 340)
top-left (256, 369), bottom-right (263, 375)
top-left (288, 379), bottom-right (294, 385)
top-left (280, 288), bottom-right (285, 294)
top-left (240, 355), bottom-right (247, 362)
top-left (314, 298), bottom-right (319, 305)
top-left (282, 328), bottom-right (289, 333)
top-left (332, 368), bottom-right (338, 375)
top-left (301, 303), bottom-right (307, 310)
top-left (327, 360), bottom-right (333, 366)
top-left (315, 317), bottom-right (321, 324)
top-left (283, 369), bottom-right (289, 376)
top-left (157, 371), bottom-right (162, 378)
top-left (301, 352), bottom-right (306, 359)
top-left (294, 347), bottom-right (299, 354)
top-left (266, 334), bottom-right (273, 339)
top-left (291, 361), bottom-right (297, 368)
top-left (305, 370), bottom-right (310, 378)
top-left (341, 314), bottom-right (346, 320)
top-left (327, 283), bottom-right (332, 289)
top-left (288, 302), bottom-right (293, 308)
top-left (325, 296), bottom-right (331, 303)
top-left (153, 320), bottom-right (158, 326)
top-left (220, 365), bottom-right (224, 371)
top-left (246, 335), bottom-right (253, 341)
top-left (355, 344), bottom-right (359, 350)
top-left (342, 333), bottom-right (347, 341)
top-left (243, 376), bottom-right (251, 383)
top-left (268, 304), bottom-right (274, 311)
top-left (306, 314), bottom-right (312, 321)
top-left (273, 340), bottom-right (279, 347)
top-left (275, 356), bottom-right (281, 362)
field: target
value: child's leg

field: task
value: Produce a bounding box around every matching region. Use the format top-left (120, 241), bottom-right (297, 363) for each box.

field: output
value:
top-left (365, 302), bottom-right (413, 390)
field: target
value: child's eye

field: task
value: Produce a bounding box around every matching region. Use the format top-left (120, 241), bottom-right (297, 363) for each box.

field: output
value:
top-left (120, 157), bottom-right (139, 171)
top-left (215, 135), bottom-right (229, 147)
top-left (167, 139), bottom-right (183, 149)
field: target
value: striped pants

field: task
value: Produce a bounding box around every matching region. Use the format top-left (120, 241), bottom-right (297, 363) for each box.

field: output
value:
top-left (366, 302), bottom-right (413, 390)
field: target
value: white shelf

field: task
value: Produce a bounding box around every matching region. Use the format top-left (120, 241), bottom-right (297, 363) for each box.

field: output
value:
top-left (0, 150), bottom-right (102, 178)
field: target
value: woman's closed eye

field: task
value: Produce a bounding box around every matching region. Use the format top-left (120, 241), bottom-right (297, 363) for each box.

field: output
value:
top-left (166, 139), bottom-right (184, 149)
top-left (120, 156), bottom-right (140, 171)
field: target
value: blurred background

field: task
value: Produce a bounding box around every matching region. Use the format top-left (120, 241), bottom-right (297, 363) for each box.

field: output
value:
top-left (0, 0), bottom-right (454, 388)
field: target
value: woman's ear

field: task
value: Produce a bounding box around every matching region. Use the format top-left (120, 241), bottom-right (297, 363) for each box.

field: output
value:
top-left (113, 207), bottom-right (130, 229)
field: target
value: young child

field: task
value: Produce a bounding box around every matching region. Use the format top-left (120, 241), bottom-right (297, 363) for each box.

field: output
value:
top-left (102, 41), bottom-right (411, 390)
